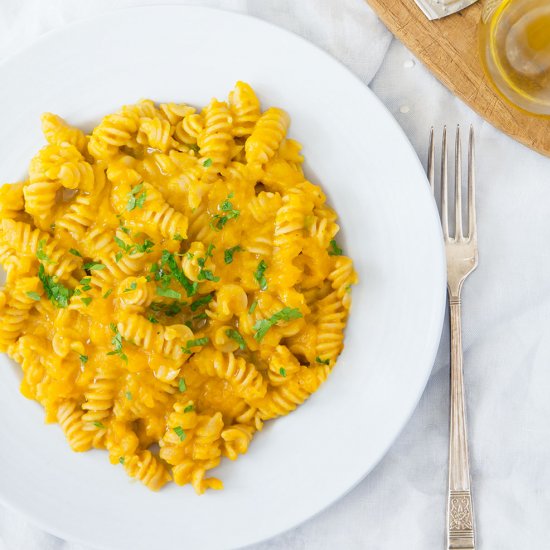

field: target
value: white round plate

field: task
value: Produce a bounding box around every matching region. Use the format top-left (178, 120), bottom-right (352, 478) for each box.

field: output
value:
top-left (0, 6), bottom-right (445, 550)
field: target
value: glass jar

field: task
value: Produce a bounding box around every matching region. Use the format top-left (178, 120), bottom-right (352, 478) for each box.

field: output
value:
top-left (480, 0), bottom-right (550, 116)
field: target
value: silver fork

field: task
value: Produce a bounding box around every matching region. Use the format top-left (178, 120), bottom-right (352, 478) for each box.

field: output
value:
top-left (428, 126), bottom-right (478, 550)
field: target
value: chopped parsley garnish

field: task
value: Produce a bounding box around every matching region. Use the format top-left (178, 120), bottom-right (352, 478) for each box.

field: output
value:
top-left (173, 426), bottom-right (186, 441)
top-left (316, 357), bottom-right (330, 365)
top-left (181, 337), bottom-right (209, 354)
top-left (93, 421), bottom-right (105, 429)
top-left (125, 391), bottom-right (132, 400)
top-left (279, 367), bottom-right (287, 377)
top-left (210, 193), bottom-right (240, 230)
top-left (126, 183), bottom-right (146, 211)
top-left (254, 260), bottom-right (268, 290)
top-left (115, 236), bottom-right (154, 257)
top-left (148, 301), bottom-right (183, 317)
top-left (183, 404), bottom-right (194, 413)
top-left (159, 250), bottom-right (198, 297)
top-left (173, 233), bottom-right (184, 241)
top-left (190, 293), bottom-right (213, 312)
top-left (102, 288), bottom-right (113, 299)
top-left (119, 457), bottom-right (125, 465)
top-left (26, 291), bottom-right (41, 301)
top-left (226, 329), bottom-right (246, 350)
top-left (83, 262), bottom-right (105, 271)
top-left (106, 324), bottom-right (128, 363)
top-left (248, 300), bottom-right (258, 314)
top-left (196, 245), bottom-right (220, 282)
top-left (224, 245), bottom-right (243, 264)
top-left (178, 378), bottom-right (187, 392)
top-left (187, 143), bottom-right (200, 153)
top-left (79, 354), bottom-right (88, 364)
top-left (115, 251), bottom-right (123, 263)
top-left (81, 297), bottom-right (92, 306)
top-left (36, 239), bottom-right (55, 264)
top-left (253, 307), bottom-right (303, 341)
top-left (80, 278), bottom-right (92, 291)
top-left (156, 287), bottom-right (181, 300)
top-left (69, 248), bottom-right (82, 257)
top-left (192, 312), bottom-right (208, 320)
top-left (132, 240), bottom-right (154, 255)
top-left (202, 158), bottom-right (213, 168)
top-left (328, 239), bottom-right (343, 256)
top-left (147, 315), bottom-right (159, 324)
top-left (124, 281), bottom-right (137, 293)
top-left (114, 235), bottom-right (130, 252)
top-left (38, 264), bottom-right (72, 308)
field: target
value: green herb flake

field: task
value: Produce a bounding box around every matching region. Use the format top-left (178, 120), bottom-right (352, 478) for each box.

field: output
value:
top-left (224, 245), bottom-right (243, 265)
top-left (254, 260), bottom-right (268, 290)
top-left (156, 287), bottom-right (181, 300)
top-left (130, 240), bottom-right (155, 255)
top-left (83, 262), bottom-right (105, 271)
top-left (114, 235), bottom-right (131, 252)
top-left (328, 239), bottom-right (343, 256)
top-left (202, 158), bottom-right (213, 168)
top-left (36, 239), bottom-right (55, 264)
top-left (181, 337), bottom-right (209, 354)
top-left (226, 329), bottom-right (246, 350)
top-left (124, 281), bottom-right (137, 293)
top-left (93, 421), bottom-right (105, 429)
top-left (125, 391), bottom-right (132, 400)
top-left (38, 264), bottom-right (72, 308)
top-left (26, 291), bottom-right (41, 301)
top-left (187, 143), bottom-right (200, 153)
top-left (126, 183), bottom-right (146, 212)
top-left (279, 367), bottom-right (287, 377)
top-left (248, 300), bottom-right (258, 314)
top-left (183, 404), bottom-right (194, 413)
top-left (178, 378), bottom-right (187, 392)
top-left (106, 324), bottom-right (128, 363)
top-left (79, 354), bottom-right (88, 364)
top-left (316, 357), bottom-right (330, 365)
top-left (69, 248), bottom-right (82, 257)
top-left (160, 250), bottom-right (197, 297)
top-left (210, 193), bottom-right (240, 231)
top-left (173, 426), bottom-right (186, 441)
top-left (115, 251), bottom-right (123, 263)
top-left (173, 233), bottom-right (184, 241)
top-left (253, 307), bottom-right (303, 342)
top-left (102, 288), bottom-right (113, 299)
top-left (190, 293), bottom-right (213, 312)
top-left (119, 457), bottom-right (125, 465)
top-left (147, 315), bottom-right (159, 324)
top-left (81, 297), bottom-right (92, 306)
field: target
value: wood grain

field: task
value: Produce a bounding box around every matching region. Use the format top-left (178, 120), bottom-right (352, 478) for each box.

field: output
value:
top-left (366, 0), bottom-right (550, 157)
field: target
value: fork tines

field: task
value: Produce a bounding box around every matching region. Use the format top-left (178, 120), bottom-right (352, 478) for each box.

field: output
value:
top-left (428, 125), bottom-right (476, 243)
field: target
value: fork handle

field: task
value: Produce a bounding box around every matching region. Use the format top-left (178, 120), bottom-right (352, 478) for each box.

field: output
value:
top-left (447, 297), bottom-right (475, 550)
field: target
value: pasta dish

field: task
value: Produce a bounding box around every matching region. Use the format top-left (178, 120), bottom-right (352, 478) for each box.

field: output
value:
top-left (0, 82), bottom-right (356, 493)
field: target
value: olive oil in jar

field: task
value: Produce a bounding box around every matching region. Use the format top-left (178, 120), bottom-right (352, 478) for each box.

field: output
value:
top-left (480, 0), bottom-right (550, 115)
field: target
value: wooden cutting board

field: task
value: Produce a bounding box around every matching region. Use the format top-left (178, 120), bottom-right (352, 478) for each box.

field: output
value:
top-left (366, 0), bottom-right (550, 157)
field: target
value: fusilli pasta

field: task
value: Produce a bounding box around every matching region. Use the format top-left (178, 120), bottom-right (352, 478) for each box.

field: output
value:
top-left (0, 82), bottom-right (356, 493)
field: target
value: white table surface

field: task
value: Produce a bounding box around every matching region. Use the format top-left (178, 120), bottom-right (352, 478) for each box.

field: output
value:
top-left (1, 1), bottom-right (549, 549)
